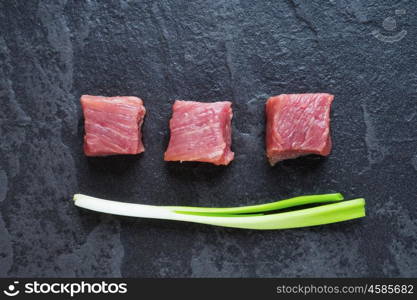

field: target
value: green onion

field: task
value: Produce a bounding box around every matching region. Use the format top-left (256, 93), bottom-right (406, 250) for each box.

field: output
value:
top-left (168, 193), bottom-right (344, 215)
top-left (73, 194), bottom-right (365, 230)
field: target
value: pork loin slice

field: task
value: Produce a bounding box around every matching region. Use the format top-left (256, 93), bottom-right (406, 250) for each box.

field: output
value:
top-left (164, 100), bottom-right (234, 165)
top-left (81, 95), bottom-right (146, 156)
top-left (266, 93), bottom-right (334, 166)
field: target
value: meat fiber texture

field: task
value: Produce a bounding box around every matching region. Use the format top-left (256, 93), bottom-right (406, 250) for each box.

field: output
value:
top-left (164, 100), bottom-right (234, 165)
top-left (266, 93), bottom-right (334, 166)
top-left (81, 95), bottom-right (146, 156)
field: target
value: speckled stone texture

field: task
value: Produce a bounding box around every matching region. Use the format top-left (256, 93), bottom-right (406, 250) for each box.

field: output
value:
top-left (0, 0), bottom-right (416, 278)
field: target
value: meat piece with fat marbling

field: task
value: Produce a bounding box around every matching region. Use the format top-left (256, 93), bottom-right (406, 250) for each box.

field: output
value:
top-left (266, 93), bottom-right (334, 166)
top-left (81, 95), bottom-right (146, 156)
top-left (164, 100), bottom-right (234, 165)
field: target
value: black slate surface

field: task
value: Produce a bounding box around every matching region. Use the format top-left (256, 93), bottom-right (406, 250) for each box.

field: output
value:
top-left (0, 0), bottom-right (416, 278)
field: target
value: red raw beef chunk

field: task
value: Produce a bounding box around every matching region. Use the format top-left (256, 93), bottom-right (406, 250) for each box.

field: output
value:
top-left (164, 100), bottom-right (234, 165)
top-left (81, 95), bottom-right (146, 156)
top-left (265, 93), bottom-right (334, 166)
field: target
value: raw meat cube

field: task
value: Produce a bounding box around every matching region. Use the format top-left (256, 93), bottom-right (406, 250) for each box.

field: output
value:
top-left (81, 95), bottom-right (146, 156)
top-left (266, 93), bottom-right (334, 166)
top-left (164, 100), bottom-right (234, 165)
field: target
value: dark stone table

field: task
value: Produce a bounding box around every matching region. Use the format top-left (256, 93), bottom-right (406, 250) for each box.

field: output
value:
top-left (0, 0), bottom-right (416, 277)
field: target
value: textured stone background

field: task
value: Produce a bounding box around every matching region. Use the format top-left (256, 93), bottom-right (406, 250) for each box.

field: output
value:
top-left (0, 0), bottom-right (416, 277)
